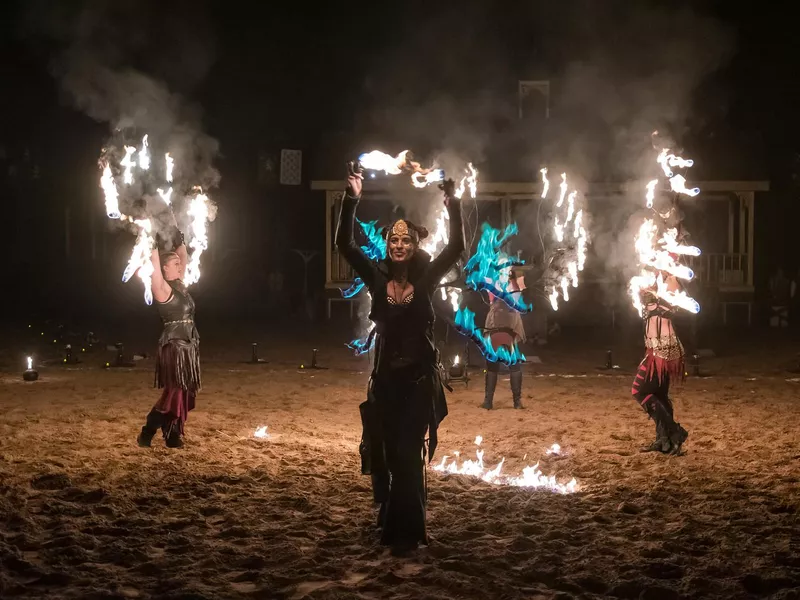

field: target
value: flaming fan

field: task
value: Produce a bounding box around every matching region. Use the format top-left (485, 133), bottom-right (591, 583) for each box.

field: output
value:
top-left (453, 222), bottom-right (531, 367)
top-left (358, 150), bottom-right (444, 188)
top-left (540, 169), bottom-right (590, 311)
top-left (99, 135), bottom-right (215, 304)
top-left (344, 164), bottom-right (478, 355)
top-left (628, 136), bottom-right (701, 314)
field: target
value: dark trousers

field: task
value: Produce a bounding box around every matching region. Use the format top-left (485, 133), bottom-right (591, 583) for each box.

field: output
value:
top-left (631, 360), bottom-right (678, 444)
top-left (370, 371), bottom-right (431, 547)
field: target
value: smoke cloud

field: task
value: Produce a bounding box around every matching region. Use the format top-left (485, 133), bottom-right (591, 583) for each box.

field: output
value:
top-left (21, 0), bottom-right (220, 231)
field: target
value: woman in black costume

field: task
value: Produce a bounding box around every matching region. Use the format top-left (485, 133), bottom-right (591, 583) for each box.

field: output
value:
top-left (137, 218), bottom-right (201, 449)
top-left (336, 162), bottom-right (464, 551)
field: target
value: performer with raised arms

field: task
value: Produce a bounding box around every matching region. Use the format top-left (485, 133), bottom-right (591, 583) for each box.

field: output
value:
top-left (337, 161), bottom-right (464, 551)
top-left (137, 214), bottom-right (201, 449)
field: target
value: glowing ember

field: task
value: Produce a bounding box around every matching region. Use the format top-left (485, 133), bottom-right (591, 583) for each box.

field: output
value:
top-left (432, 437), bottom-right (578, 493)
top-left (254, 426), bottom-right (269, 438)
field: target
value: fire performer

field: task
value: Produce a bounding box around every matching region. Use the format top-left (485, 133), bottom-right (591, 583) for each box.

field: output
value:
top-left (481, 278), bottom-right (526, 410)
top-left (631, 276), bottom-right (689, 455)
top-left (337, 161), bottom-right (464, 551)
top-left (137, 216), bottom-right (201, 449)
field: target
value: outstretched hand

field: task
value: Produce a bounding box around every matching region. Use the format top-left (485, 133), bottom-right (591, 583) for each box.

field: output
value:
top-left (439, 178), bottom-right (457, 207)
top-left (346, 161), bottom-right (364, 198)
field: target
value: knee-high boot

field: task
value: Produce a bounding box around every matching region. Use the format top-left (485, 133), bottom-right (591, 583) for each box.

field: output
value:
top-left (137, 409), bottom-right (163, 447)
top-left (481, 371), bottom-right (498, 409)
top-left (510, 370), bottom-right (523, 409)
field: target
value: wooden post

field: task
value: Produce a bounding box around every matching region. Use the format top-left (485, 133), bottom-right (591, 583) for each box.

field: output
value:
top-left (746, 192), bottom-right (755, 288)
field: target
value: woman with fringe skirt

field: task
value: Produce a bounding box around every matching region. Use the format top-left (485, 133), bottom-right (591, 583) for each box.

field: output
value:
top-left (137, 223), bottom-right (201, 449)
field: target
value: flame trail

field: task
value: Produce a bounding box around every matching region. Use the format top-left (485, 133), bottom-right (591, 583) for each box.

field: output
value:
top-left (628, 137), bottom-right (701, 314)
top-left (540, 167), bottom-right (550, 199)
top-left (358, 149), bottom-right (442, 188)
top-left (100, 163), bottom-right (121, 218)
top-left (165, 153), bottom-right (174, 183)
top-left (120, 146), bottom-right (136, 184)
top-left (99, 136), bottom-right (216, 303)
top-left (139, 135), bottom-right (150, 170)
top-left (184, 190), bottom-right (210, 286)
top-left (543, 168), bottom-right (589, 311)
top-left (157, 187), bottom-right (173, 205)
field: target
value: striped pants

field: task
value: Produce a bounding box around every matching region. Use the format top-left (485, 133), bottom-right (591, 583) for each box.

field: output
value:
top-left (631, 358), bottom-right (676, 442)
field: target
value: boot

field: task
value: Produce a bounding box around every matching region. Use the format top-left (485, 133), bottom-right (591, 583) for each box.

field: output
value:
top-left (164, 422), bottom-right (184, 449)
top-left (481, 371), bottom-right (497, 409)
top-left (510, 370), bottom-right (524, 409)
top-left (640, 398), bottom-right (671, 453)
top-left (668, 424), bottom-right (688, 455)
top-left (137, 409), bottom-right (162, 447)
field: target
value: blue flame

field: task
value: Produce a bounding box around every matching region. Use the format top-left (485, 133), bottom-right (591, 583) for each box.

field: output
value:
top-left (340, 220), bottom-right (386, 300)
top-left (357, 218), bottom-right (387, 261)
top-left (464, 222), bottom-right (532, 313)
top-left (342, 278), bottom-right (365, 298)
top-left (347, 329), bottom-right (375, 356)
top-left (454, 305), bottom-right (526, 366)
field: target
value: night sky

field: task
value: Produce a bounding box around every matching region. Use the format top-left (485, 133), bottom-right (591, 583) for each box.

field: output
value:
top-left (1, 0), bottom-right (798, 320)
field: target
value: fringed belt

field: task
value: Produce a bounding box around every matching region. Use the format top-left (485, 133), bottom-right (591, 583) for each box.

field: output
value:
top-left (164, 319), bottom-right (194, 325)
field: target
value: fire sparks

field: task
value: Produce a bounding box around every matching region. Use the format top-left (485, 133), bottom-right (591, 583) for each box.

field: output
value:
top-left (358, 150), bottom-right (442, 188)
top-left (432, 436), bottom-right (578, 494)
top-left (99, 135), bottom-right (216, 304)
top-left (628, 138), bottom-right (701, 314)
top-left (541, 170), bottom-right (589, 311)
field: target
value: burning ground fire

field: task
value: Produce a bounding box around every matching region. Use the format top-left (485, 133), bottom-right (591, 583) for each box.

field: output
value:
top-left (541, 168), bottom-right (589, 311)
top-left (628, 136), bottom-right (702, 314)
top-left (432, 436), bottom-right (578, 494)
top-left (99, 135), bottom-right (215, 304)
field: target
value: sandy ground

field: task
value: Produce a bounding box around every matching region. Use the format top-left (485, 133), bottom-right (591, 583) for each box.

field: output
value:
top-left (1, 331), bottom-right (799, 600)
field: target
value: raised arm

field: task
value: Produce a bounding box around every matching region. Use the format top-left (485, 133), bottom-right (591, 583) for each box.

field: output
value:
top-left (427, 179), bottom-right (465, 283)
top-left (150, 248), bottom-right (173, 303)
top-left (335, 162), bottom-right (380, 289)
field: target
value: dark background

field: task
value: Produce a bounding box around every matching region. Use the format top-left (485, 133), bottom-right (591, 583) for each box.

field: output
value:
top-left (1, 0), bottom-right (798, 331)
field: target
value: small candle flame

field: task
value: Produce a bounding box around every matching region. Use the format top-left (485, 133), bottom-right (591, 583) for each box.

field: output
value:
top-left (453, 354), bottom-right (460, 366)
top-left (254, 425), bottom-right (269, 438)
top-left (26, 356), bottom-right (32, 370)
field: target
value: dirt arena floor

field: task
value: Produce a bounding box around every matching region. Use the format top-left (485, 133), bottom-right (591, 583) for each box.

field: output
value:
top-left (1, 325), bottom-right (799, 599)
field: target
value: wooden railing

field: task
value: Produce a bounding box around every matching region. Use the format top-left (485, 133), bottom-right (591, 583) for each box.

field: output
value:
top-left (686, 253), bottom-right (750, 288)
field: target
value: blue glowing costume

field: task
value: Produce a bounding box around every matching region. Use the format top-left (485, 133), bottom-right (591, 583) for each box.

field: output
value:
top-left (336, 189), bottom-right (464, 549)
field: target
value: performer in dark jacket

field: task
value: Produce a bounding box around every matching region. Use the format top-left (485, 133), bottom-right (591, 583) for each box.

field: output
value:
top-left (631, 281), bottom-right (688, 455)
top-left (337, 161), bottom-right (464, 551)
top-left (137, 219), bottom-right (201, 449)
